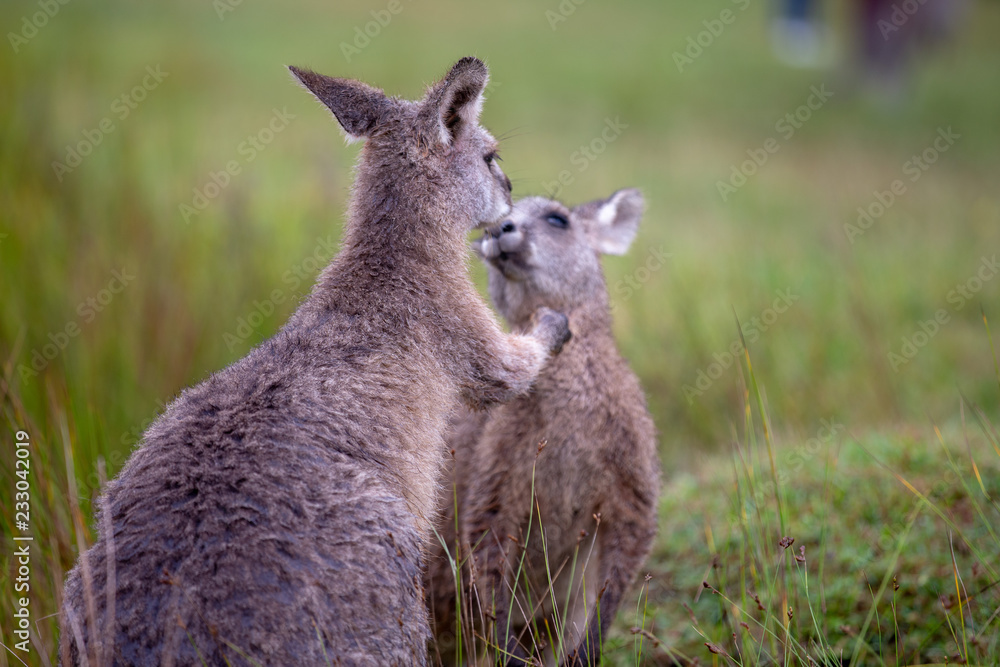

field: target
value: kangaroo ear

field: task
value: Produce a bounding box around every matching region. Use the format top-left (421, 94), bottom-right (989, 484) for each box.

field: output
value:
top-left (288, 66), bottom-right (393, 141)
top-left (576, 188), bottom-right (644, 256)
top-left (420, 57), bottom-right (489, 146)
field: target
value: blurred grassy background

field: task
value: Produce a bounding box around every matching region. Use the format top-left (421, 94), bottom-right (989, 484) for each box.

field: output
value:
top-left (1, 0), bottom-right (999, 663)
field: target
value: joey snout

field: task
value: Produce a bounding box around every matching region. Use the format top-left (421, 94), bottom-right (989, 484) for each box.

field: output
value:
top-left (531, 306), bottom-right (571, 356)
top-left (480, 220), bottom-right (524, 262)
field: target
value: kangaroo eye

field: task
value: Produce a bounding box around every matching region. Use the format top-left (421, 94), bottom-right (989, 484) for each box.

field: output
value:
top-left (546, 213), bottom-right (569, 229)
top-left (484, 151), bottom-right (500, 165)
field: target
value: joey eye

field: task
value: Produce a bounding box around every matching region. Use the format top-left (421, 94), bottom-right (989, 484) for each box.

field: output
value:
top-left (546, 212), bottom-right (569, 229)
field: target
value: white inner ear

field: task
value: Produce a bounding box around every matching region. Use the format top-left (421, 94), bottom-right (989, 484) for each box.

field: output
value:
top-left (596, 200), bottom-right (618, 227)
top-left (435, 124), bottom-right (451, 146)
top-left (436, 85), bottom-right (484, 146)
top-left (464, 94), bottom-right (484, 126)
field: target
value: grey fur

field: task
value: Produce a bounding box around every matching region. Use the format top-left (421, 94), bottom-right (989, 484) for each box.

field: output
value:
top-left (425, 190), bottom-right (660, 667)
top-left (59, 57), bottom-right (570, 667)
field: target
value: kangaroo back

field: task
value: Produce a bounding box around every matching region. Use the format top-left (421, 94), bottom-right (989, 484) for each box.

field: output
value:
top-left (59, 58), bottom-right (569, 667)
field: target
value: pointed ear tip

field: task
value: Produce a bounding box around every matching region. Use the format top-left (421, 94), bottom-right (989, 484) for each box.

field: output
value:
top-left (612, 189), bottom-right (646, 219)
top-left (615, 187), bottom-right (644, 203)
top-left (287, 65), bottom-right (310, 83)
top-left (455, 56), bottom-right (487, 70)
top-left (450, 56), bottom-right (489, 82)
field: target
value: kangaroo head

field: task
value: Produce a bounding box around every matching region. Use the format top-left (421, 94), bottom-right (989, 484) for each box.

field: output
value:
top-left (289, 57), bottom-right (512, 231)
top-left (477, 189), bottom-right (644, 320)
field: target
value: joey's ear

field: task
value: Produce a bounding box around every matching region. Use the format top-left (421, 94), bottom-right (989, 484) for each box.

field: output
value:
top-left (419, 57), bottom-right (489, 146)
top-left (288, 66), bottom-right (393, 141)
top-left (577, 188), bottom-right (644, 256)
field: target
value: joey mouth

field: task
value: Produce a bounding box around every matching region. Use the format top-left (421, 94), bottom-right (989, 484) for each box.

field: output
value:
top-left (487, 255), bottom-right (526, 282)
top-left (487, 250), bottom-right (516, 272)
top-left (479, 224), bottom-right (529, 281)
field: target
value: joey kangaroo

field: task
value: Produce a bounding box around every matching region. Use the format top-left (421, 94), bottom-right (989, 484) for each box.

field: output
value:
top-left (425, 190), bottom-right (660, 667)
top-left (59, 58), bottom-right (570, 667)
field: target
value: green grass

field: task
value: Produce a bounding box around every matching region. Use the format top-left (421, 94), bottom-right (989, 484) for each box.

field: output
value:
top-left (430, 332), bottom-right (1000, 666)
top-left (1, 0), bottom-right (999, 664)
top-left (608, 340), bottom-right (1000, 666)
